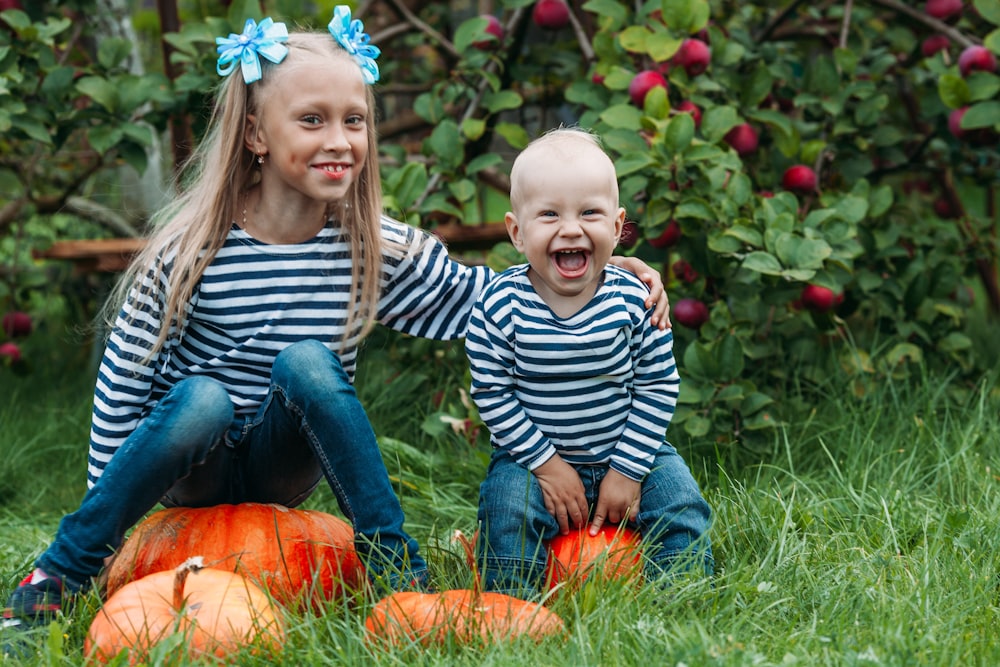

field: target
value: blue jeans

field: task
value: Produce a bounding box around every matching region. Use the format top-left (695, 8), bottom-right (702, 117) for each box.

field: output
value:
top-left (476, 446), bottom-right (714, 597)
top-left (37, 340), bottom-right (425, 592)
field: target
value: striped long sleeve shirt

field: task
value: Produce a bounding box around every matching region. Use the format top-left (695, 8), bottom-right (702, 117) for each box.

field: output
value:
top-left (88, 216), bottom-right (493, 487)
top-left (466, 264), bottom-right (680, 482)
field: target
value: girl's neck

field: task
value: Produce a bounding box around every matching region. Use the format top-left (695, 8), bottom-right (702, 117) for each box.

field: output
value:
top-left (240, 186), bottom-right (330, 245)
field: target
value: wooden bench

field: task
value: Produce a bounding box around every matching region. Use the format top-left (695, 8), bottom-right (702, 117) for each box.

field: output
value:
top-left (33, 222), bottom-right (509, 274)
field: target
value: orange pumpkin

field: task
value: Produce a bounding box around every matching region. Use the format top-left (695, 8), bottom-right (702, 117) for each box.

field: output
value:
top-left (85, 557), bottom-right (284, 664)
top-left (545, 525), bottom-right (642, 590)
top-left (365, 589), bottom-right (565, 645)
top-left (105, 503), bottom-right (362, 611)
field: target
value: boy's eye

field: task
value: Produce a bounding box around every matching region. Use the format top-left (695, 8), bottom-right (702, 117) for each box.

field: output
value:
top-left (583, 209), bottom-right (598, 216)
top-left (301, 115), bottom-right (322, 125)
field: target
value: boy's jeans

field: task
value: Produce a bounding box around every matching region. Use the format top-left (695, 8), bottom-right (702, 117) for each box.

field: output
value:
top-left (476, 445), bottom-right (714, 598)
top-left (37, 339), bottom-right (425, 591)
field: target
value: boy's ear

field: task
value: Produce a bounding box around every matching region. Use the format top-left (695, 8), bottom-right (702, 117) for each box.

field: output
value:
top-left (504, 212), bottom-right (525, 252)
top-left (613, 207), bottom-right (626, 243)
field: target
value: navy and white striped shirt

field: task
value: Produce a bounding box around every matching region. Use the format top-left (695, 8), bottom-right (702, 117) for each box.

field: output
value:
top-left (88, 216), bottom-right (493, 486)
top-left (466, 264), bottom-right (680, 482)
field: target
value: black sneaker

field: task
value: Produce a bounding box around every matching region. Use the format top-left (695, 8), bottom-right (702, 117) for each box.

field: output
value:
top-left (1, 574), bottom-right (65, 658)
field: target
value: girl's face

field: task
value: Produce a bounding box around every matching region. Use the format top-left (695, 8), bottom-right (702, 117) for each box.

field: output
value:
top-left (505, 146), bottom-right (625, 312)
top-left (247, 51), bottom-right (369, 208)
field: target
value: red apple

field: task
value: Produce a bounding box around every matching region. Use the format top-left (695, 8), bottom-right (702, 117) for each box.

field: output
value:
top-left (782, 165), bottom-right (817, 194)
top-left (473, 14), bottom-right (503, 49)
top-left (958, 45), bottom-right (997, 77)
top-left (672, 259), bottom-right (699, 283)
top-left (0, 341), bottom-right (21, 363)
top-left (675, 100), bottom-right (702, 128)
top-left (948, 106), bottom-right (970, 139)
top-left (618, 220), bottom-right (640, 249)
top-left (673, 298), bottom-right (709, 329)
top-left (628, 70), bottom-right (668, 107)
top-left (0, 0), bottom-right (24, 10)
top-left (924, 0), bottom-right (963, 20)
top-left (921, 35), bottom-right (951, 57)
top-left (933, 197), bottom-right (960, 219)
top-left (532, 0), bottom-right (570, 31)
top-left (724, 123), bottom-right (758, 156)
top-left (673, 39), bottom-right (711, 77)
top-left (800, 284), bottom-right (838, 312)
top-left (649, 220), bottom-right (681, 248)
top-left (1, 311), bottom-right (31, 337)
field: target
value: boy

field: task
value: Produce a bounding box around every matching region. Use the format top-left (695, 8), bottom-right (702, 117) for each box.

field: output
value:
top-left (466, 128), bottom-right (713, 597)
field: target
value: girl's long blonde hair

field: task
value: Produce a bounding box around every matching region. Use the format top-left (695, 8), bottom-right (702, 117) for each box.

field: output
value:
top-left (105, 31), bottom-right (384, 359)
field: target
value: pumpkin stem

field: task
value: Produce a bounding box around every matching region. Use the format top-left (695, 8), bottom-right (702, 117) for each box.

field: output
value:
top-left (173, 556), bottom-right (205, 610)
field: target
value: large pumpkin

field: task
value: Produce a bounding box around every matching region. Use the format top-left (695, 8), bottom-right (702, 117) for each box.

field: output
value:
top-left (365, 589), bottom-right (565, 645)
top-left (105, 503), bottom-right (362, 611)
top-left (545, 525), bottom-right (642, 590)
top-left (85, 557), bottom-right (284, 664)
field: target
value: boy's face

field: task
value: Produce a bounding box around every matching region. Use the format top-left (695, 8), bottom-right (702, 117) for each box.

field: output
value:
top-left (506, 143), bottom-right (625, 310)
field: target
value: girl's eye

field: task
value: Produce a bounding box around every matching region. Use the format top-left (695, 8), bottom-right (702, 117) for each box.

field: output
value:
top-left (301, 115), bottom-right (322, 125)
top-left (346, 114), bottom-right (366, 126)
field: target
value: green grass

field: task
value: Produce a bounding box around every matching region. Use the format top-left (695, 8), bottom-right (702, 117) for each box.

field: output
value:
top-left (1, 328), bottom-right (999, 665)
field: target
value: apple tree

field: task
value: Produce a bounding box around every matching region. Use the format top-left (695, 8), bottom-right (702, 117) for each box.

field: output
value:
top-left (2, 0), bottom-right (997, 457)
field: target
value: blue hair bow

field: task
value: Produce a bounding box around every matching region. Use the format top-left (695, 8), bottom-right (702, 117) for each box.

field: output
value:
top-left (327, 5), bottom-right (381, 84)
top-left (216, 17), bottom-right (289, 84)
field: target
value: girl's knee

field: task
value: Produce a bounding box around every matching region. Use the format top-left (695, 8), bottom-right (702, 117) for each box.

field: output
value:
top-left (169, 376), bottom-right (233, 427)
top-left (273, 340), bottom-right (348, 389)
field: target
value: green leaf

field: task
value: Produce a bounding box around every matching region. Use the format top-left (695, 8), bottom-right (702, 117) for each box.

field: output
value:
top-left (962, 101), bottom-right (1000, 128)
top-left (495, 122), bottom-right (531, 150)
top-left (833, 195), bottom-right (869, 224)
top-left (75, 76), bottom-right (119, 112)
top-left (974, 0), bottom-right (1000, 25)
top-left (461, 117), bottom-right (486, 140)
top-left (454, 16), bottom-right (494, 53)
top-left (385, 162), bottom-right (428, 210)
top-left (715, 334), bottom-right (745, 382)
top-left (724, 225), bottom-right (762, 247)
top-left (618, 26), bottom-right (650, 54)
top-left (740, 64), bottom-right (774, 109)
top-left (615, 152), bottom-right (655, 177)
top-left (675, 200), bottom-right (714, 220)
top-left (869, 185), bottom-right (894, 218)
top-left (87, 125), bottom-right (123, 154)
top-left (937, 332), bottom-right (972, 353)
top-left (466, 153), bottom-right (503, 175)
top-left (426, 120), bottom-right (462, 169)
top-left (742, 251), bottom-right (783, 275)
top-left (663, 112), bottom-right (694, 153)
top-left (646, 32), bottom-right (683, 62)
top-left (700, 104), bottom-right (738, 143)
top-left (938, 73), bottom-right (970, 109)
top-left (683, 415), bottom-right (712, 438)
top-left (40, 66), bottom-right (75, 98)
top-left (97, 37), bottom-right (130, 70)
top-left (834, 47), bottom-right (858, 76)
top-left (483, 89), bottom-right (522, 114)
top-left (448, 178), bottom-right (477, 203)
top-left (661, 0), bottom-right (711, 34)
top-left (966, 72), bottom-right (1000, 101)
top-left (11, 115), bottom-right (50, 143)
top-left (600, 103), bottom-right (643, 130)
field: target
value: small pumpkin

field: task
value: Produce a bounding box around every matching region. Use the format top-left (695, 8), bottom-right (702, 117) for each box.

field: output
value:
top-left (85, 557), bottom-right (284, 664)
top-left (105, 503), bottom-right (362, 611)
top-left (545, 524), bottom-right (642, 590)
top-left (365, 589), bottom-right (565, 645)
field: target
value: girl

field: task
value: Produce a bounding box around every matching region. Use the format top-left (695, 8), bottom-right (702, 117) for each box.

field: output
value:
top-left (2, 7), bottom-right (668, 640)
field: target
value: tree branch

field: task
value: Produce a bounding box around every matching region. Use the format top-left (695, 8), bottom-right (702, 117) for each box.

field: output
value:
top-left (870, 0), bottom-right (978, 48)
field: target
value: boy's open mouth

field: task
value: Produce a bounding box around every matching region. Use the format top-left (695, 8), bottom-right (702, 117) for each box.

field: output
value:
top-left (552, 249), bottom-right (590, 279)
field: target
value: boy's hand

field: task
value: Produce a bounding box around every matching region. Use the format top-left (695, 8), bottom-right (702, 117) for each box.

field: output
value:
top-left (590, 469), bottom-right (641, 535)
top-left (607, 256), bottom-right (671, 329)
top-left (534, 455), bottom-right (588, 535)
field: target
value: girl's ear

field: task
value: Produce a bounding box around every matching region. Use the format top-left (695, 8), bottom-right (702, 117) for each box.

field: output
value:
top-left (244, 114), bottom-right (264, 155)
top-left (504, 211), bottom-right (525, 252)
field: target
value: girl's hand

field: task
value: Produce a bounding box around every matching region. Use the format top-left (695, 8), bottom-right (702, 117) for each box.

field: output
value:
top-left (608, 256), bottom-right (671, 329)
